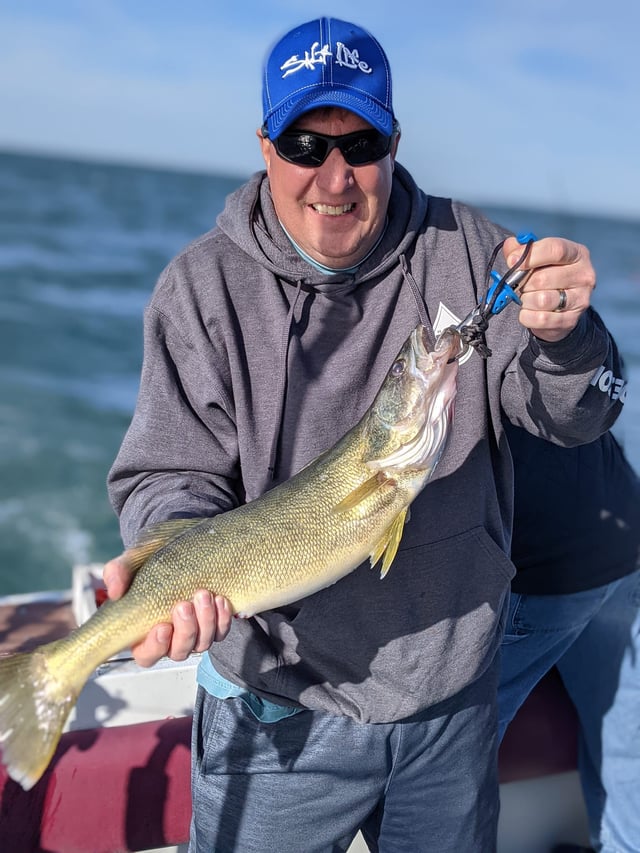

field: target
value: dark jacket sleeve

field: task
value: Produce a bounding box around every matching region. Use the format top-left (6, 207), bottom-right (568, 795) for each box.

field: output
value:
top-left (501, 307), bottom-right (626, 445)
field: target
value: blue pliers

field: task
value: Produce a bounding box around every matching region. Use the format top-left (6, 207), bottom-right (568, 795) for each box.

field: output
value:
top-left (450, 232), bottom-right (537, 359)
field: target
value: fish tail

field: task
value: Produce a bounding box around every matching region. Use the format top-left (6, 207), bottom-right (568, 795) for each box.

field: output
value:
top-left (0, 643), bottom-right (79, 790)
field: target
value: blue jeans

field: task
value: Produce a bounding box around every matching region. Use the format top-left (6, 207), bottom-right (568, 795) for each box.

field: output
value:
top-left (189, 654), bottom-right (500, 852)
top-left (498, 570), bottom-right (640, 853)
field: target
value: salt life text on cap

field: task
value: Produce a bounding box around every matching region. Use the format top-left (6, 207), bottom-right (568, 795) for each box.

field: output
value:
top-left (262, 17), bottom-right (395, 140)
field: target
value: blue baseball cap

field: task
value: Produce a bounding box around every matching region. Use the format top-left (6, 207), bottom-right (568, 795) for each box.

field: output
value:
top-left (262, 17), bottom-right (395, 139)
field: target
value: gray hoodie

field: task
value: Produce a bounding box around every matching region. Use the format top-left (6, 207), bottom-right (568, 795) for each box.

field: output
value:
top-left (108, 163), bottom-right (623, 723)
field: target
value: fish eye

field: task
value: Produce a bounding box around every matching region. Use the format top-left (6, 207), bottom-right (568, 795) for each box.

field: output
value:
top-left (391, 358), bottom-right (406, 376)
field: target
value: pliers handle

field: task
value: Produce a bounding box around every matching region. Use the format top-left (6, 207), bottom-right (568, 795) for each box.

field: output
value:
top-left (447, 232), bottom-right (537, 359)
top-left (483, 231), bottom-right (538, 317)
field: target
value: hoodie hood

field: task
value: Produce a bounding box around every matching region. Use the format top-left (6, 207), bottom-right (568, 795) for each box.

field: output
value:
top-left (216, 162), bottom-right (430, 292)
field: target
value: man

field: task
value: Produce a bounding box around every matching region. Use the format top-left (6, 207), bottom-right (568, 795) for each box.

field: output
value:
top-left (499, 424), bottom-right (639, 853)
top-left (105, 17), bottom-right (624, 852)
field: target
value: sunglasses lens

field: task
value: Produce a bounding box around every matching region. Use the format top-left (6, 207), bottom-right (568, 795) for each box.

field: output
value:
top-left (275, 133), bottom-right (329, 166)
top-left (274, 130), bottom-right (391, 167)
top-left (341, 131), bottom-right (390, 165)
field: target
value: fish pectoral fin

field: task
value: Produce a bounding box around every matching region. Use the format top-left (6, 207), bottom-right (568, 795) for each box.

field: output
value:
top-left (370, 508), bottom-right (408, 579)
top-left (123, 518), bottom-right (205, 572)
top-left (334, 473), bottom-right (396, 513)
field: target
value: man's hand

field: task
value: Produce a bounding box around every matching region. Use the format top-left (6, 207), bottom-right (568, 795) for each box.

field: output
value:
top-left (504, 235), bottom-right (596, 342)
top-left (103, 555), bottom-right (233, 668)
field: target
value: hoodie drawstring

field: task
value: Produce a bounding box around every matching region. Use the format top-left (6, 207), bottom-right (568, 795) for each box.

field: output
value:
top-left (267, 280), bottom-right (305, 480)
top-left (399, 254), bottom-right (431, 330)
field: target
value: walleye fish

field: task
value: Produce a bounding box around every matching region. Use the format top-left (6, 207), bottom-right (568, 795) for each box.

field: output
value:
top-left (0, 324), bottom-right (461, 790)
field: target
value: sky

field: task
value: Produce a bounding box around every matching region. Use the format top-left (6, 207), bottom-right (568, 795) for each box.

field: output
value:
top-left (1, 0), bottom-right (639, 219)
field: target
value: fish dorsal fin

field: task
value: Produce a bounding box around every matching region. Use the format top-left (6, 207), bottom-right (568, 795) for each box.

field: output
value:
top-left (123, 518), bottom-right (204, 572)
top-left (334, 472), bottom-right (396, 513)
top-left (369, 508), bottom-right (408, 578)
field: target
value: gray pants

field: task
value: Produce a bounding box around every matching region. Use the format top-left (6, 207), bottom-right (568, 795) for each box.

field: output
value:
top-left (188, 659), bottom-right (500, 853)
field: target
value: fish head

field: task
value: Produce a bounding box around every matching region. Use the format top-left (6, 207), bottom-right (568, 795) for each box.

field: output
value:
top-left (366, 325), bottom-right (461, 474)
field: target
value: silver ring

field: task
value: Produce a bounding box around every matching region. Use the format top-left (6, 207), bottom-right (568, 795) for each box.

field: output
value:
top-left (554, 288), bottom-right (567, 312)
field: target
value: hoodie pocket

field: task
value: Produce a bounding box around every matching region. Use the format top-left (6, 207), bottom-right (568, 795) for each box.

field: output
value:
top-left (267, 525), bottom-right (515, 722)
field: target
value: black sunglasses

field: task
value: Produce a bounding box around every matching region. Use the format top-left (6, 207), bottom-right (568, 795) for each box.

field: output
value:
top-left (265, 122), bottom-right (399, 168)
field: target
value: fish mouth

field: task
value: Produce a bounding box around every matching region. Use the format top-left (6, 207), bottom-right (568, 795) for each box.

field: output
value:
top-left (432, 327), bottom-right (465, 363)
top-left (412, 325), bottom-right (461, 375)
top-left (434, 327), bottom-right (467, 364)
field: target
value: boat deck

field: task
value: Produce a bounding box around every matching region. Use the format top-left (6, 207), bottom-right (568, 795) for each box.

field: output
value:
top-left (0, 592), bottom-right (76, 655)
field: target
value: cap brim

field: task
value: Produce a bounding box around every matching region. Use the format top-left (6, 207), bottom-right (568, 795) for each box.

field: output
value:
top-left (266, 89), bottom-right (393, 139)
